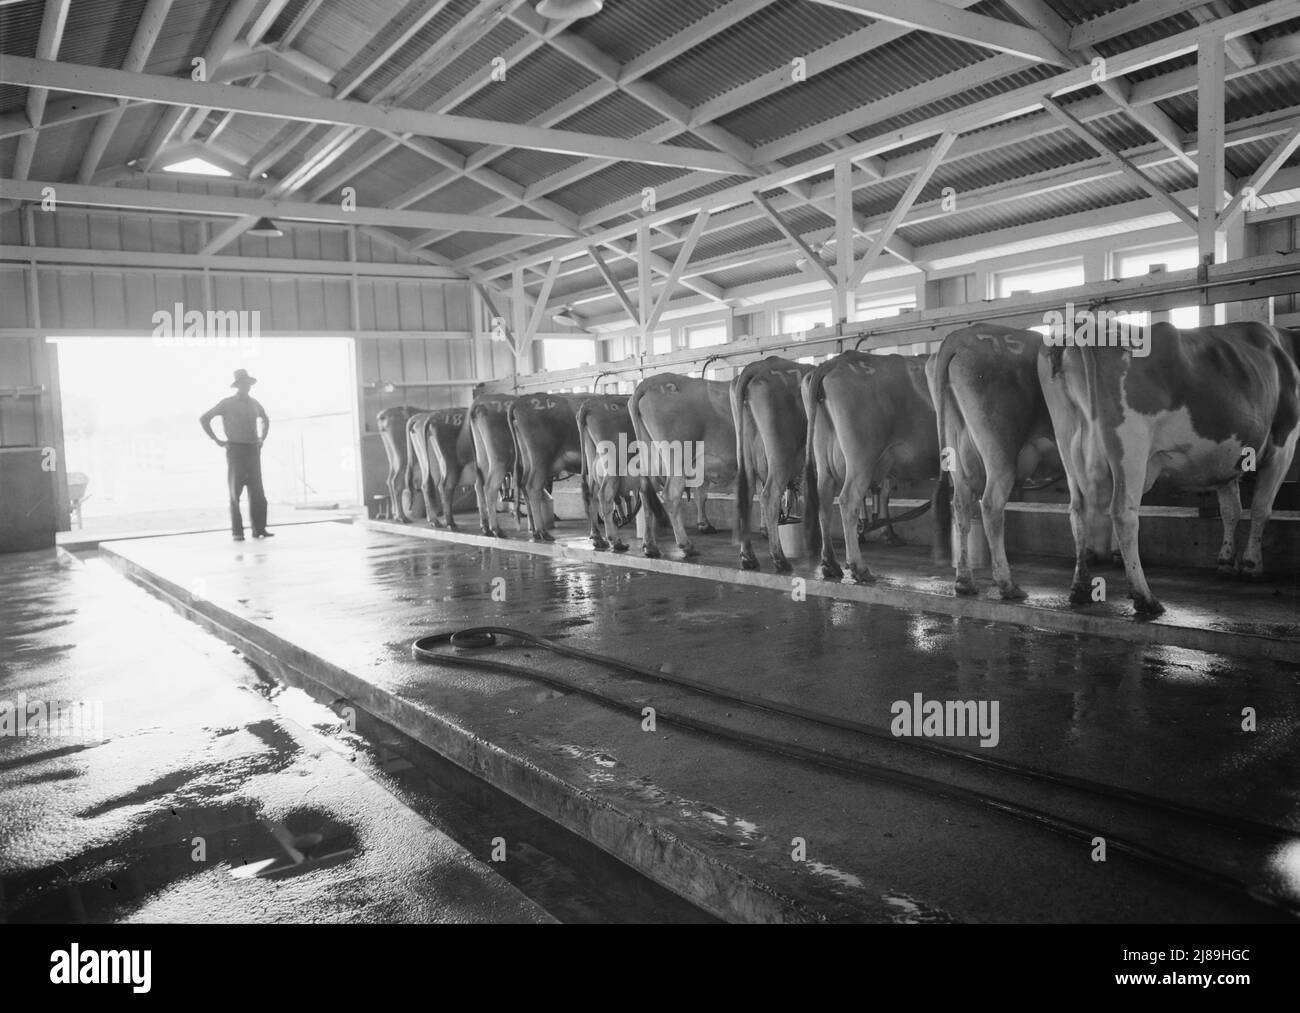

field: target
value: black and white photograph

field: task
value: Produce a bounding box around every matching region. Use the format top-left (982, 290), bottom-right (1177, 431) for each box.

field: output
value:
top-left (0, 0), bottom-right (1298, 976)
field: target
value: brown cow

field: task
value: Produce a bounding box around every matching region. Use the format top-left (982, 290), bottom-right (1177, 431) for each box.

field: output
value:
top-left (628, 372), bottom-right (737, 559)
top-left (1038, 321), bottom-right (1300, 616)
top-left (377, 405), bottom-right (422, 522)
top-left (469, 393), bottom-right (517, 537)
top-left (576, 394), bottom-right (655, 551)
top-left (803, 352), bottom-right (950, 583)
top-left (506, 393), bottom-right (583, 542)
top-left (407, 408), bottom-right (476, 529)
top-left (731, 356), bottom-right (812, 573)
top-left (929, 324), bottom-right (1063, 599)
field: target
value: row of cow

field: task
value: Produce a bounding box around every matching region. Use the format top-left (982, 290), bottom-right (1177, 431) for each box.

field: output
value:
top-left (378, 319), bottom-right (1300, 616)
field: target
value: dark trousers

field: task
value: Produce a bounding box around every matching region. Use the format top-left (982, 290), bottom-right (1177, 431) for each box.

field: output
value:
top-left (226, 443), bottom-right (268, 536)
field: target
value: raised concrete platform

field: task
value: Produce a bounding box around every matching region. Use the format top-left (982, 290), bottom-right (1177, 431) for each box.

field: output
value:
top-left (369, 514), bottom-right (1300, 664)
top-left (101, 522), bottom-right (1300, 922)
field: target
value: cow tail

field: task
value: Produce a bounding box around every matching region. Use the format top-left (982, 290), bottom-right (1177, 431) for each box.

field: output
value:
top-left (404, 413), bottom-right (421, 496)
top-left (730, 366), bottom-right (753, 547)
top-left (576, 400), bottom-right (593, 520)
top-left (627, 384), bottom-right (668, 529)
top-left (802, 367), bottom-right (824, 559)
top-left (506, 401), bottom-right (523, 524)
top-left (934, 339), bottom-right (961, 472)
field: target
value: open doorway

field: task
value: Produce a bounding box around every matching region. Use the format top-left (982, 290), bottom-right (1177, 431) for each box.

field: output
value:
top-left (53, 337), bottom-right (359, 537)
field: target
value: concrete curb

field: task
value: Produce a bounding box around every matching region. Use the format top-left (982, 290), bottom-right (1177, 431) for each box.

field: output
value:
top-left (100, 545), bottom-right (832, 924)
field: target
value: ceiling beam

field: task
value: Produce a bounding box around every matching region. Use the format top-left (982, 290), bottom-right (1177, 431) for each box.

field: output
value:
top-left (13, 0), bottom-right (71, 181)
top-left (752, 191), bottom-right (837, 290)
top-left (808, 0), bottom-right (1074, 66)
top-left (78, 0), bottom-right (176, 184)
top-left (1040, 96), bottom-right (1198, 229)
top-left (402, 3), bottom-right (775, 253)
top-left (644, 211), bottom-right (711, 335)
top-left (471, 0), bottom-right (1298, 280)
top-left (850, 131), bottom-right (955, 287)
top-left (137, 0), bottom-right (261, 170)
top-left (0, 178), bottom-right (576, 236)
top-left (1068, 1), bottom-right (1210, 49)
top-left (0, 56), bottom-right (754, 176)
top-left (539, 107), bottom-right (1300, 315)
top-left (1217, 121), bottom-right (1300, 227)
top-left (588, 247), bottom-right (642, 326)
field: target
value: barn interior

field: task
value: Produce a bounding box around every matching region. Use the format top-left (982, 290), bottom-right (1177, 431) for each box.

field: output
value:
top-left (1, 0), bottom-right (1299, 926)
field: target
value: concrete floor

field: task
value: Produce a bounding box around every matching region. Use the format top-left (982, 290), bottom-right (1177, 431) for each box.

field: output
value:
top-left (0, 547), bottom-right (556, 923)
top-left (98, 520), bottom-right (1300, 922)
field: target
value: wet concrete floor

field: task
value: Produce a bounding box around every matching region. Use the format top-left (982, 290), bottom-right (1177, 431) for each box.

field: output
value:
top-left (0, 546), bottom-right (708, 923)
top-left (102, 521), bottom-right (1300, 922)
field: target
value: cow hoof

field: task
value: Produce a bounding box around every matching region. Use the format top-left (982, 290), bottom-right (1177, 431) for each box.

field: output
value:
top-left (697, 523), bottom-right (717, 535)
top-left (954, 578), bottom-right (978, 597)
top-left (1240, 560), bottom-right (1263, 580)
top-left (1069, 583), bottom-right (1092, 606)
top-left (643, 545), bottom-right (662, 559)
top-left (1131, 594), bottom-right (1165, 617)
top-left (612, 541), bottom-right (629, 553)
top-left (884, 532), bottom-right (906, 548)
top-left (819, 563), bottom-right (843, 581)
top-left (1216, 559), bottom-right (1236, 577)
top-left (592, 536), bottom-right (609, 550)
top-left (998, 583), bottom-right (1028, 601)
top-left (678, 545), bottom-right (699, 560)
top-left (739, 554), bottom-right (759, 571)
top-left (847, 564), bottom-right (875, 584)
top-left (773, 557), bottom-right (793, 575)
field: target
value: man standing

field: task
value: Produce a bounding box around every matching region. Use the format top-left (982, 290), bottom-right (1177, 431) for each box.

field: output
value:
top-left (200, 369), bottom-right (273, 542)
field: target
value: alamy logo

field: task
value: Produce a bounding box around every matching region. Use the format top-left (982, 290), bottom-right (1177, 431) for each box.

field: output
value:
top-left (890, 693), bottom-right (1000, 748)
top-left (593, 434), bottom-right (705, 487)
top-left (151, 302), bottom-right (261, 351)
top-left (50, 945), bottom-right (151, 993)
top-left (0, 696), bottom-right (104, 741)
top-left (1041, 302), bottom-right (1150, 357)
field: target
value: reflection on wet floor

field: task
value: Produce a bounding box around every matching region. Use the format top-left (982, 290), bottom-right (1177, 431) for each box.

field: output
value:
top-left (1, 549), bottom-right (707, 924)
top-left (3, 803), bottom-right (358, 921)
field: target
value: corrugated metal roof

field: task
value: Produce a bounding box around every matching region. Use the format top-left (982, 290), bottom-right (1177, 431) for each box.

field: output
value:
top-left (0, 0), bottom-right (1297, 302)
top-left (567, 0), bottom-right (735, 67)
top-left (645, 0), bottom-right (872, 108)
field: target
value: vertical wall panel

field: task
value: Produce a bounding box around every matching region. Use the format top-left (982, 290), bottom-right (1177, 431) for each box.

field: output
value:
top-left (0, 268), bottom-right (31, 326)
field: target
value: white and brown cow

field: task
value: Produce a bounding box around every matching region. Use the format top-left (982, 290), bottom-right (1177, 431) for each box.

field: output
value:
top-left (506, 393), bottom-right (583, 542)
top-left (407, 408), bottom-right (476, 530)
top-left (803, 351), bottom-right (951, 583)
top-left (929, 324), bottom-right (1063, 599)
top-left (628, 372), bottom-right (737, 559)
top-left (468, 393), bottom-right (517, 537)
top-left (377, 405), bottom-right (423, 522)
top-left (575, 394), bottom-right (656, 551)
top-left (731, 356), bottom-right (812, 573)
top-left (1037, 321), bottom-right (1300, 616)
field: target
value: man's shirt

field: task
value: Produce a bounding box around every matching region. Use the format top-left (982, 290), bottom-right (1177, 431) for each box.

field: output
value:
top-left (201, 395), bottom-right (267, 444)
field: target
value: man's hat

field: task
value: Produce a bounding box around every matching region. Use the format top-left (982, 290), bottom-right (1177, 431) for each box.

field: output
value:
top-left (231, 368), bottom-right (257, 388)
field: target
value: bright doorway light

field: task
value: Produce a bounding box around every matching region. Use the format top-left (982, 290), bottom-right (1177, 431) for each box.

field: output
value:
top-left (161, 157), bottom-right (231, 177)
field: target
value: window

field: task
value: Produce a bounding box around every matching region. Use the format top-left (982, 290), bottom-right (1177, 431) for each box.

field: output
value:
top-left (778, 303), bottom-right (833, 335)
top-left (685, 322), bottom-right (726, 348)
top-left (161, 157), bottom-right (230, 177)
top-left (541, 338), bottom-right (595, 372)
top-left (994, 260), bottom-right (1085, 298)
top-left (856, 290), bottom-right (916, 321)
top-left (651, 329), bottom-right (672, 355)
top-left (1114, 242), bottom-right (1198, 329)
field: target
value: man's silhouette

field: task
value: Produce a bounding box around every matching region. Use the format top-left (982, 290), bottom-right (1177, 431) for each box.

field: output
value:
top-left (200, 369), bottom-right (272, 541)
